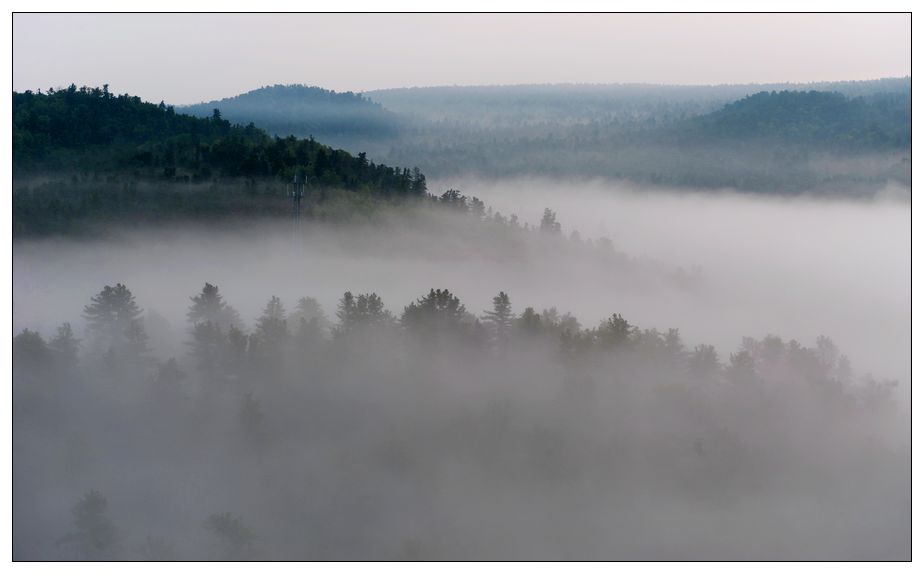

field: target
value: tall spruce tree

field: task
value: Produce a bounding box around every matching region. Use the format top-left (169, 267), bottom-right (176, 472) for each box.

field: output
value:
top-left (483, 291), bottom-right (514, 349)
top-left (82, 283), bottom-right (148, 358)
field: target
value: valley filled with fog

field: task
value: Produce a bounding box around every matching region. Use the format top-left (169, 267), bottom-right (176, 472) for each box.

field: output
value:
top-left (12, 16), bottom-right (914, 560)
top-left (438, 178), bottom-right (911, 385)
top-left (14, 179), bottom-right (910, 386)
top-left (12, 11), bottom-right (913, 563)
top-left (13, 178), bottom-right (909, 560)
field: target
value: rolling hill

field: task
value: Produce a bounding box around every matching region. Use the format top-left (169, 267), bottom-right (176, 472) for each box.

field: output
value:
top-left (180, 84), bottom-right (402, 147)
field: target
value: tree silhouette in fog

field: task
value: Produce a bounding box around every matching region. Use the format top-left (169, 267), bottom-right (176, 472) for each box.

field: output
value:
top-left (483, 291), bottom-right (514, 351)
top-left (10, 279), bottom-right (906, 560)
top-left (288, 296), bottom-right (332, 335)
top-left (82, 283), bottom-right (148, 358)
top-left (689, 344), bottom-right (721, 381)
top-left (540, 208), bottom-right (562, 235)
top-left (401, 289), bottom-right (468, 329)
top-left (187, 282), bottom-right (241, 332)
top-left (252, 296), bottom-right (289, 352)
top-left (58, 490), bottom-right (118, 560)
top-left (49, 323), bottom-right (80, 368)
top-left (596, 313), bottom-right (633, 349)
top-left (335, 291), bottom-right (393, 335)
top-left (13, 329), bottom-right (49, 368)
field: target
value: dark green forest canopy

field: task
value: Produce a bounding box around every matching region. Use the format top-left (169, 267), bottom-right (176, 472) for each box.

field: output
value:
top-left (11, 81), bottom-right (913, 237)
top-left (12, 85), bottom-right (428, 236)
top-left (12, 85), bottom-right (426, 194)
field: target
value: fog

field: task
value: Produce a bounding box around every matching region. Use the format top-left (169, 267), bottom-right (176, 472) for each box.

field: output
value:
top-left (435, 178), bottom-right (911, 385)
top-left (14, 179), bottom-right (910, 385)
top-left (12, 180), bottom-right (910, 560)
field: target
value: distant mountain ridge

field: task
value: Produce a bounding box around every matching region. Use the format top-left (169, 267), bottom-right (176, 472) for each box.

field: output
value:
top-left (670, 89), bottom-right (910, 149)
top-left (22, 78), bottom-right (905, 197)
top-left (180, 84), bottom-right (401, 146)
top-left (365, 77), bottom-right (911, 125)
top-left (361, 80), bottom-right (910, 189)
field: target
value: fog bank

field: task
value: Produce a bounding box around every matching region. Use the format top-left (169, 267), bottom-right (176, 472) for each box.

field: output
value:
top-left (435, 178), bottom-right (910, 386)
top-left (12, 180), bottom-right (910, 560)
top-left (14, 180), bottom-right (910, 387)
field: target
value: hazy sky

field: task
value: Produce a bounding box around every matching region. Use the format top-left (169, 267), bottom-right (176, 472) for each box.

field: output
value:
top-left (13, 13), bottom-right (910, 105)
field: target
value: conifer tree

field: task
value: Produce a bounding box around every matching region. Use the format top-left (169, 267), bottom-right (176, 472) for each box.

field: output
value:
top-left (483, 291), bottom-right (514, 349)
top-left (188, 283), bottom-right (241, 332)
top-left (82, 283), bottom-right (148, 358)
top-left (49, 322), bottom-right (80, 368)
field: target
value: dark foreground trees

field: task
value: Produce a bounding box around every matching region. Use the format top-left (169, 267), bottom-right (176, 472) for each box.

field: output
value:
top-left (13, 86), bottom-right (426, 197)
top-left (12, 280), bottom-right (906, 560)
top-left (17, 280), bottom-right (898, 399)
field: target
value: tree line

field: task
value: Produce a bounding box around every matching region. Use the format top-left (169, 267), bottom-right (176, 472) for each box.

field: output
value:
top-left (13, 279), bottom-right (903, 559)
top-left (13, 85), bottom-right (426, 194)
top-left (15, 280), bottom-right (896, 404)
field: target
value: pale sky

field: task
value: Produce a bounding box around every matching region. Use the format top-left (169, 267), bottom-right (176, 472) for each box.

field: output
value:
top-left (13, 13), bottom-right (911, 105)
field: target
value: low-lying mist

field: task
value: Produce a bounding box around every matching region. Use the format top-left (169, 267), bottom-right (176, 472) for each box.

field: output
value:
top-left (12, 179), bottom-right (910, 560)
top-left (15, 179), bottom-right (910, 385)
top-left (435, 178), bottom-right (911, 385)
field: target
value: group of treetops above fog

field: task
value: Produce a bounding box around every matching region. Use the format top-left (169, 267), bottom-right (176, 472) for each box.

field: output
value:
top-left (14, 280), bottom-right (898, 408)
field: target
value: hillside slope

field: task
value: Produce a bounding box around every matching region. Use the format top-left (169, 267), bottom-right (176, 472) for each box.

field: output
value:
top-left (13, 85), bottom-right (424, 194)
top-left (12, 85), bottom-right (428, 236)
top-left (671, 90), bottom-right (910, 149)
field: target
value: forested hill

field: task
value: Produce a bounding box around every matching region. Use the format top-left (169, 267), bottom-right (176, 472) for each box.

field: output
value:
top-left (365, 77), bottom-right (910, 126)
top-left (364, 82), bottom-right (909, 190)
top-left (12, 85), bottom-right (426, 195)
top-left (671, 90), bottom-right (911, 149)
top-left (179, 85), bottom-right (402, 145)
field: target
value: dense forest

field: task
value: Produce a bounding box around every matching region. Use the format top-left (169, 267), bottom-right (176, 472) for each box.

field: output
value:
top-left (12, 79), bottom-right (912, 238)
top-left (13, 277), bottom-right (906, 559)
top-left (193, 80), bottom-right (910, 192)
top-left (13, 85), bottom-right (424, 190)
top-left (11, 81), bottom-right (910, 561)
top-left (12, 85), bottom-right (427, 235)
top-left (11, 10), bottom-right (911, 562)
